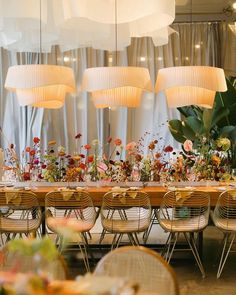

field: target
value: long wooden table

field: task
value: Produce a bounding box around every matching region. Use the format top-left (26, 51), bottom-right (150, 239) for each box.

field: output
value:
top-left (23, 185), bottom-right (226, 206)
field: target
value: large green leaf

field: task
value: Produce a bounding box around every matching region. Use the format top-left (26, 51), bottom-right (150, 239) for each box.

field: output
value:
top-left (202, 109), bottom-right (213, 134)
top-left (181, 121), bottom-right (196, 141)
top-left (168, 120), bottom-right (186, 143)
top-left (186, 116), bottom-right (203, 134)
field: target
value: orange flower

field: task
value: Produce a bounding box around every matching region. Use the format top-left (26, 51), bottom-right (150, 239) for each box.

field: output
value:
top-left (114, 138), bottom-right (122, 146)
top-left (25, 146), bottom-right (31, 152)
top-left (148, 142), bottom-right (155, 150)
top-left (48, 140), bottom-right (56, 146)
top-left (84, 144), bottom-right (91, 150)
top-left (88, 155), bottom-right (94, 163)
top-left (212, 155), bottom-right (221, 166)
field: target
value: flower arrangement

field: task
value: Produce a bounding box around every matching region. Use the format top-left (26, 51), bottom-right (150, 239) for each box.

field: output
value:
top-left (2, 131), bottom-right (233, 183)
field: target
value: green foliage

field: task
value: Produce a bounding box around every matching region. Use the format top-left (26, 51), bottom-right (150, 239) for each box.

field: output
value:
top-left (7, 237), bottom-right (58, 262)
top-left (168, 77), bottom-right (236, 166)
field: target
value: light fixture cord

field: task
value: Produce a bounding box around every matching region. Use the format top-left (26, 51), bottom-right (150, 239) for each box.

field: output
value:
top-left (115, 0), bottom-right (118, 66)
top-left (39, 0), bottom-right (42, 64)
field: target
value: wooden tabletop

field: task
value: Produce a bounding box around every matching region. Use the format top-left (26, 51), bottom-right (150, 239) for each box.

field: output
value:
top-left (5, 185), bottom-right (229, 207)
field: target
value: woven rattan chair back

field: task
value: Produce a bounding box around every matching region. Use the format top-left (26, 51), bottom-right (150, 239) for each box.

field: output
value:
top-left (213, 189), bottom-right (236, 230)
top-left (0, 191), bottom-right (42, 237)
top-left (45, 190), bottom-right (96, 231)
top-left (94, 246), bottom-right (179, 295)
top-left (101, 190), bottom-right (151, 234)
top-left (158, 190), bottom-right (210, 232)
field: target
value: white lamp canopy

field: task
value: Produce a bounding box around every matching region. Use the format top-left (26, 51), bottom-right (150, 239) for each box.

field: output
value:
top-left (82, 67), bottom-right (152, 108)
top-left (5, 64), bottom-right (76, 109)
top-left (155, 66), bottom-right (227, 108)
top-left (0, 0), bottom-right (175, 51)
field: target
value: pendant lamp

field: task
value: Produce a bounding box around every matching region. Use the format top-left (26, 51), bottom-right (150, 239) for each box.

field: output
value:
top-left (155, 66), bottom-right (227, 108)
top-left (155, 0), bottom-right (227, 108)
top-left (81, 0), bottom-right (153, 108)
top-left (4, 0), bottom-right (76, 109)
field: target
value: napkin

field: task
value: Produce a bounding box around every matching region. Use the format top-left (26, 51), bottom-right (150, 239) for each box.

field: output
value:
top-left (175, 191), bottom-right (192, 204)
top-left (57, 187), bottom-right (86, 201)
top-left (4, 188), bottom-right (21, 206)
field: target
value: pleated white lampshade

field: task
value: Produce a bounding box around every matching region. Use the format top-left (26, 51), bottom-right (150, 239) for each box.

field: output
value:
top-left (5, 64), bottom-right (76, 108)
top-left (81, 66), bottom-right (152, 108)
top-left (155, 66), bottom-right (227, 108)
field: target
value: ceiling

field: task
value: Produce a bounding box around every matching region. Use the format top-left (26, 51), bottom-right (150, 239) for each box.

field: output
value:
top-left (175, 0), bottom-right (236, 22)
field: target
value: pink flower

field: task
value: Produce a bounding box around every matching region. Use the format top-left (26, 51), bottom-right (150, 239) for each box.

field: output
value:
top-left (114, 138), bottom-right (122, 146)
top-left (97, 162), bottom-right (108, 172)
top-left (183, 140), bottom-right (193, 152)
top-left (126, 141), bottom-right (136, 151)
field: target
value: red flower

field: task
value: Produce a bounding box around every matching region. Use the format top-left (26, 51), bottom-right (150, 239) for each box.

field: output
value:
top-left (79, 154), bottom-right (85, 158)
top-left (107, 137), bottom-right (112, 143)
top-left (79, 163), bottom-right (86, 170)
top-left (75, 133), bottom-right (82, 139)
top-left (88, 155), bottom-right (94, 163)
top-left (42, 164), bottom-right (47, 169)
top-left (30, 150), bottom-right (36, 156)
top-left (23, 172), bottom-right (31, 181)
top-left (25, 147), bottom-right (31, 152)
top-left (114, 138), bottom-right (122, 146)
top-left (33, 137), bottom-right (40, 144)
top-left (84, 144), bottom-right (91, 150)
top-left (34, 159), bottom-right (39, 165)
top-left (164, 145), bottom-right (173, 153)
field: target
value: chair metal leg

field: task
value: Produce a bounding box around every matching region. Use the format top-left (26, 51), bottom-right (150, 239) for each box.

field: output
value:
top-left (217, 233), bottom-right (235, 278)
top-left (161, 232), bottom-right (172, 258)
top-left (116, 234), bottom-right (123, 248)
top-left (184, 232), bottom-right (206, 278)
top-left (99, 229), bottom-right (107, 244)
top-left (167, 233), bottom-right (179, 263)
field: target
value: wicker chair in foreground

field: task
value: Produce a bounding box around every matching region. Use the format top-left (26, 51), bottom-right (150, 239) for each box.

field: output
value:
top-left (94, 246), bottom-right (179, 295)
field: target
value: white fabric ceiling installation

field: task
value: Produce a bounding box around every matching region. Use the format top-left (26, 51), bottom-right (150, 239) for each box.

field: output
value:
top-left (0, 0), bottom-right (175, 52)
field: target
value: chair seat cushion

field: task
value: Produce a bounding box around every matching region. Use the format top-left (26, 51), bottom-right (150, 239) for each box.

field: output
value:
top-left (0, 217), bottom-right (41, 233)
top-left (46, 217), bottom-right (94, 233)
top-left (159, 215), bottom-right (208, 232)
top-left (102, 218), bottom-right (149, 233)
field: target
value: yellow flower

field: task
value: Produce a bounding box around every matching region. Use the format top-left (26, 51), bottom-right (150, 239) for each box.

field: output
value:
top-left (211, 155), bottom-right (221, 166)
top-left (72, 155), bottom-right (81, 161)
top-left (48, 140), bottom-right (56, 146)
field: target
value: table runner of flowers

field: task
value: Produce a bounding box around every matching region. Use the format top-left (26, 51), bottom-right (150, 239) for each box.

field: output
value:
top-left (2, 130), bottom-right (233, 184)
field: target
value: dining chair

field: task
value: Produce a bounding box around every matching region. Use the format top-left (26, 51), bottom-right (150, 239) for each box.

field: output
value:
top-left (0, 190), bottom-right (42, 244)
top-left (100, 190), bottom-right (151, 248)
top-left (94, 246), bottom-right (179, 295)
top-left (211, 189), bottom-right (236, 278)
top-left (45, 190), bottom-right (97, 271)
top-left (158, 190), bottom-right (210, 278)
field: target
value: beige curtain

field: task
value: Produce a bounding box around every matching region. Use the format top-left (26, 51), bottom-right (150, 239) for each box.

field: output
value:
top-left (0, 22), bottom-right (235, 155)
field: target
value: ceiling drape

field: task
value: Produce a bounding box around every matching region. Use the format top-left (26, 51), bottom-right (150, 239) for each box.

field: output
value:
top-left (0, 22), bottom-right (235, 155)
